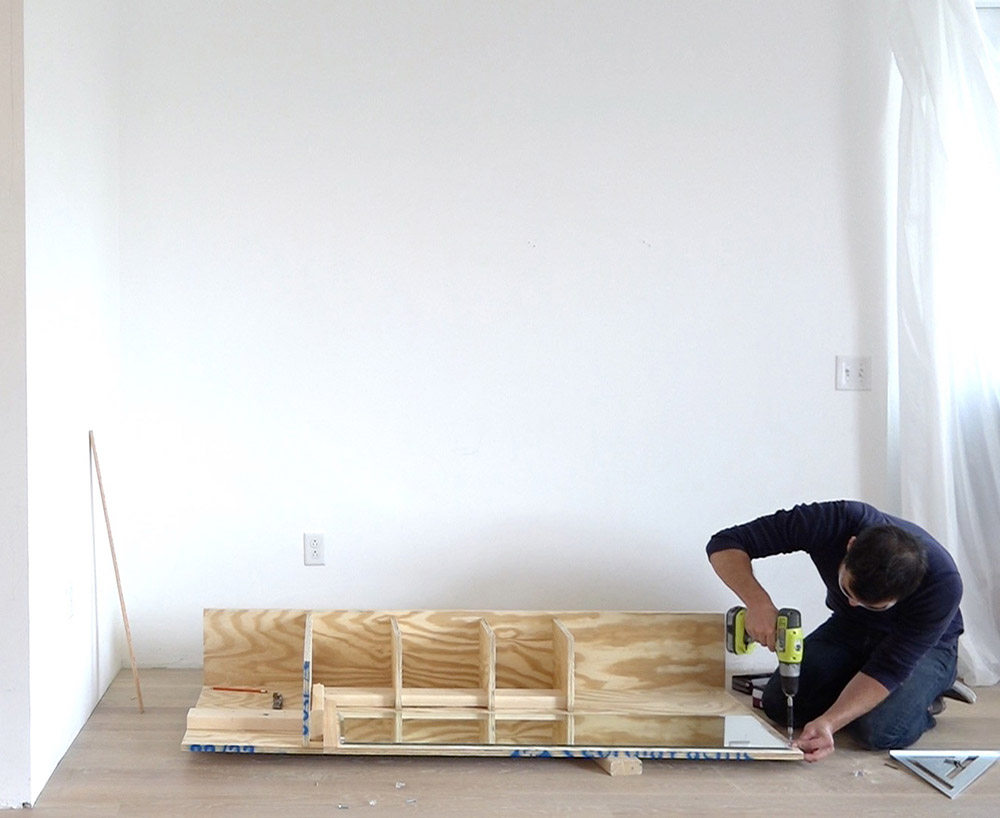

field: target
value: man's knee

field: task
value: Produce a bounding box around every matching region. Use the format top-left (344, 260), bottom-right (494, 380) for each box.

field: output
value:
top-left (851, 709), bottom-right (931, 750)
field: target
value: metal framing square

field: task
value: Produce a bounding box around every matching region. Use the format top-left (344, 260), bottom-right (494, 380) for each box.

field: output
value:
top-left (890, 749), bottom-right (1000, 799)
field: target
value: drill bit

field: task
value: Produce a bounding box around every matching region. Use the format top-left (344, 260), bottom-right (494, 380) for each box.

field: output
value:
top-left (786, 694), bottom-right (794, 744)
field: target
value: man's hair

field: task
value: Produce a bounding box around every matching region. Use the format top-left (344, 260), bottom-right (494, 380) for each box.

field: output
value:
top-left (844, 525), bottom-right (927, 604)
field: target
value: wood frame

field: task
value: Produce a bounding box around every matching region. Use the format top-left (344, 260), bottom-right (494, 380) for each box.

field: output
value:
top-left (183, 609), bottom-right (801, 764)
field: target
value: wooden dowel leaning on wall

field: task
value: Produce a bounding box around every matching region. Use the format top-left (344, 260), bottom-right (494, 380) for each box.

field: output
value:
top-left (89, 430), bottom-right (144, 714)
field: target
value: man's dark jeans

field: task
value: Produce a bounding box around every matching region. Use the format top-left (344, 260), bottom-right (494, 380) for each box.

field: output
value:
top-left (761, 614), bottom-right (958, 749)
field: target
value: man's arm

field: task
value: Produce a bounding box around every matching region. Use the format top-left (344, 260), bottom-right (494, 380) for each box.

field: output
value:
top-left (795, 672), bottom-right (890, 762)
top-left (708, 549), bottom-right (780, 651)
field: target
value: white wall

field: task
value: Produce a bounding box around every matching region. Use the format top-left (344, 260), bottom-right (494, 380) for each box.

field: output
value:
top-left (0, 2), bottom-right (31, 807)
top-left (115, 1), bottom-right (895, 666)
top-left (3, 2), bottom-right (898, 805)
top-left (23, 0), bottom-right (123, 804)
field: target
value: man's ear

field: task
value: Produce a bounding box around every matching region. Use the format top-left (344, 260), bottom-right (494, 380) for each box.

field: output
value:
top-left (846, 535), bottom-right (857, 551)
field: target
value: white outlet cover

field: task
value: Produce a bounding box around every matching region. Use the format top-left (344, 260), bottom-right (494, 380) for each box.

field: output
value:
top-left (303, 532), bottom-right (325, 566)
top-left (835, 355), bottom-right (872, 391)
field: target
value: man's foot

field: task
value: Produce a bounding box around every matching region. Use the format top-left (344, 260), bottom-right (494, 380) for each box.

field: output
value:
top-left (929, 696), bottom-right (946, 716)
top-left (942, 678), bottom-right (977, 704)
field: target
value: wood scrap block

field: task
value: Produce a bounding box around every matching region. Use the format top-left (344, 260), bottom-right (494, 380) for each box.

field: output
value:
top-left (308, 683), bottom-right (324, 742)
top-left (592, 755), bottom-right (643, 776)
top-left (186, 707), bottom-right (303, 734)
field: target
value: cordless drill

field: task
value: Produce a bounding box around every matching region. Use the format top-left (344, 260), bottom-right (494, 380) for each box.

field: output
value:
top-left (725, 606), bottom-right (804, 743)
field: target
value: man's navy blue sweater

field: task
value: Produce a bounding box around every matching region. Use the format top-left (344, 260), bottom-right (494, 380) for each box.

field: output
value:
top-left (706, 500), bottom-right (963, 692)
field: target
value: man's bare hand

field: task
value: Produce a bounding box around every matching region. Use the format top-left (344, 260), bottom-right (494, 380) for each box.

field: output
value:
top-left (794, 718), bottom-right (836, 762)
top-left (745, 601), bottom-right (780, 651)
top-left (708, 550), bottom-right (778, 650)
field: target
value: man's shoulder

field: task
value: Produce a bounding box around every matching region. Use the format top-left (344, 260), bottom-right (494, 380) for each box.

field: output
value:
top-left (841, 501), bottom-right (947, 550)
top-left (785, 499), bottom-right (869, 536)
top-left (864, 506), bottom-right (960, 586)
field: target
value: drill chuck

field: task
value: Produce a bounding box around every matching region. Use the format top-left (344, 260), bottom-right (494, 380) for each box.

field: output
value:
top-left (778, 660), bottom-right (801, 697)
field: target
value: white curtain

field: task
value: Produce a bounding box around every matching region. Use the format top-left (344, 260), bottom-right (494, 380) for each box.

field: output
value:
top-left (890, 0), bottom-right (1000, 686)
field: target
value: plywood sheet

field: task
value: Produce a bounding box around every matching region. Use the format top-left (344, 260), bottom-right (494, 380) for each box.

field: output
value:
top-left (203, 609), bottom-right (307, 686)
top-left (185, 608), bottom-right (800, 762)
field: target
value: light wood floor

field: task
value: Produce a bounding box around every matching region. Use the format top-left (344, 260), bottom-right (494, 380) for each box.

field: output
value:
top-left (29, 669), bottom-right (1000, 817)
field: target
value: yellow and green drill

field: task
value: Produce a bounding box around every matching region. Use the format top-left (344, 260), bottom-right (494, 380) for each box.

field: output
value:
top-left (726, 606), bottom-right (804, 743)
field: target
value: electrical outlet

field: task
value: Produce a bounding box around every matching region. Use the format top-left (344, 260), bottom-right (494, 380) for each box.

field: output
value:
top-left (835, 355), bottom-right (872, 391)
top-left (303, 532), bottom-right (325, 566)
